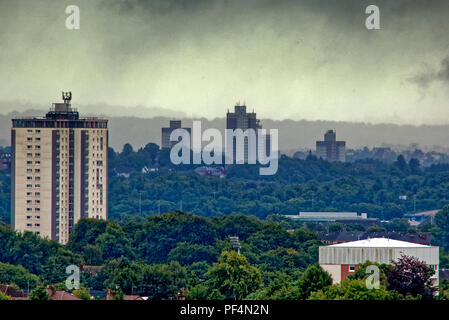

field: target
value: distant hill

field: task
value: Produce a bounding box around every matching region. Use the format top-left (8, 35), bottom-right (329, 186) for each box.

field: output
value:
top-left (1, 109), bottom-right (449, 153)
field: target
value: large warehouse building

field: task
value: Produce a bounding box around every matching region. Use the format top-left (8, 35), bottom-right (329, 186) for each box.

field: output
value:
top-left (319, 238), bottom-right (439, 285)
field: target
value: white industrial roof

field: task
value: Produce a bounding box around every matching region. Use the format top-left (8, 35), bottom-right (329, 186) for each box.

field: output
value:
top-left (328, 238), bottom-right (430, 248)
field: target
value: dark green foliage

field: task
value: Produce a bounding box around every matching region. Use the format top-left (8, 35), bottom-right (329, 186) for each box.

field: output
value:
top-left (211, 214), bottom-right (264, 240)
top-left (0, 171), bottom-right (10, 225)
top-left (167, 242), bottom-right (218, 265)
top-left (206, 251), bottom-right (262, 299)
top-left (105, 154), bottom-right (449, 221)
top-left (67, 218), bottom-right (109, 254)
top-left (28, 286), bottom-right (49, 300)
top-left (0, 224), bottom-right (82, 279)
top-left (0, 262), bottom-right (39, 289)
top-left (435, 205), bottom-right (449, 248)
top-left (134, 212), bottom-right (217, 264)
top-left (249, 263), bottom-right (332, 300)
top-left (102, 257), bottom-right (187, 299)
top-left (296, 263), bottom-right (333, 300)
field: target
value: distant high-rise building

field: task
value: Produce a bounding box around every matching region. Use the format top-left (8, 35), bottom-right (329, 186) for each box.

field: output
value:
top-left (316, 129), bottom-right (345, 162)
top-left (226, 104), bottom-right (270, 162)
top-left (161, 120), bottom-right (191, 149)
top-left (11, 92), bottom-right (108, 244)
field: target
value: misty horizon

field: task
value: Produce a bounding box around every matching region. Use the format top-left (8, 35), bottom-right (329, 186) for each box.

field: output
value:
top-left (2, 105), bottom-right (449, 153)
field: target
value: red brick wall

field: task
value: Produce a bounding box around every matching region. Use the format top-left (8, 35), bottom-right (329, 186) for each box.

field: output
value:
top-left (341, 264), bottom-right (359, 282)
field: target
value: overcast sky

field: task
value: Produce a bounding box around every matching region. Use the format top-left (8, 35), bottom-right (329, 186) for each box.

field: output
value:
top-left (1, 0), bottom-right (449, 124)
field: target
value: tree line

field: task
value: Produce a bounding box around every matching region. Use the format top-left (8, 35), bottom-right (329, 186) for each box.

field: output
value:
top-left (0, 210), bottom-right (445, 300)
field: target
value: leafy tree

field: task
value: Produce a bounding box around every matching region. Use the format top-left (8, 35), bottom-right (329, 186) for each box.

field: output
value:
top-left (409, 158), bottom-right (421, 174)
top-left (385, 255), bottom-right (436, 300)
top-left (247, 224), bottom-right (294, 252)
top-left (135, 212), bottom-right (217, 264)
top-left (73, 286), bottom-right (91, 300)
top-left (67, 218), bottom-right (109, 254)
top-left (366, 225), bottom-right (387, 233)
top-left (167, 242), bottom-right (217, 265)
top-left (438, 279), bottom-right (449, 300)
top-left (435, 205), bottom-right (449, 248)
top-left (95, 223), bottom-right (135, 261)
top-left (206, 251), bottom-right (262, 299)
top-left (257, 248), bottom-right (309, 274)
top-left (309, 278), bottom-right (401, 300)
top-left (29, 286), bottom-right (49, 300)
top-left (139, 261), bottom-right (187, 300)
top-left (385, 218), bottom-right (410, 232)
top-left (103, 257), bottom-right (143, 294)
top-left (187, 261), bottom-right (211, 282)
top-left (83, 244), bottom-right (103, 265)
top-left (212, 214), bottom-right (263, 240)
top-left (41, 247), bottom-right (83, 285)
top-left (347, 261), bottom-right (388, 287)
top-left (0, 291), bottom-right (11, 300)
top-left (114, 289), bottom-right (124, 300)
top-left (394, 155), bottom-right (408, 173)
top-left (0, 262), bottom-right (40, 290)
top-left (247, 272), bottom-right (300, 300)
top-left (328, 223), bottom-right (344, 233)
top-left (296, 263), bottom-right (332, 299)
top-left (185, 284), bottom-right (210, 300)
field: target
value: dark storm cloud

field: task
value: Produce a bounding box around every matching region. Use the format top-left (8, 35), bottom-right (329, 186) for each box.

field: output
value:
top-left (1, 0), bottom-right (449, 124)
top-left (106, 0), bottom-right (220, 14)
top-left (411, 56), bottom-right (449, 88)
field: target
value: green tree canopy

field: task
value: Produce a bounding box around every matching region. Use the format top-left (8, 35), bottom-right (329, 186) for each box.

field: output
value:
top-left (206, 251), bottom-right (262, 299)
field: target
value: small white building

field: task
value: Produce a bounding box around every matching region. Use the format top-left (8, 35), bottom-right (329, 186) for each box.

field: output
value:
top-left (319, 238), bottom-right (439, 285)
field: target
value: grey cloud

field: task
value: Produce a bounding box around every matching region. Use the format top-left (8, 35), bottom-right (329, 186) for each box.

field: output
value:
top-left (1, 0), bottom-right (449, 124)
top-left (411, 56), bottom-right (449, 88)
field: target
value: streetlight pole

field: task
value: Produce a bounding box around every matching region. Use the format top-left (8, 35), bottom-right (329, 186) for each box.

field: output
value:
top-left (230, 236), bottom-right (241, 255)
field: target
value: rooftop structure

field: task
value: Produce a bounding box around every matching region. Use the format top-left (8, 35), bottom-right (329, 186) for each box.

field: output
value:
top-left (284, 211), bottom-right (374, 222)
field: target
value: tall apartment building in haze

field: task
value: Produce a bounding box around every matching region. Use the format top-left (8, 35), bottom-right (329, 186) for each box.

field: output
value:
top-left (161, 120), bottom-right (191, 149)
top-left (11, 92), bottom-right (108, 244)
top-left (226, 104), bottom-right (270, 162)
top-left (316, 129), bottom-right (346, 162)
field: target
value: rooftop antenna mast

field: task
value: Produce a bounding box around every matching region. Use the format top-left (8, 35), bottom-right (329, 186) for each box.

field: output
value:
top-left (62, 91), bottom-right (72, 104)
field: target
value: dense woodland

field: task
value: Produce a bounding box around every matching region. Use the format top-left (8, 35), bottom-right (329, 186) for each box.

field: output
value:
top-left (2, 143), bottom-right (449, 224)
top-left (105, 143), bottom-right (449, 221)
